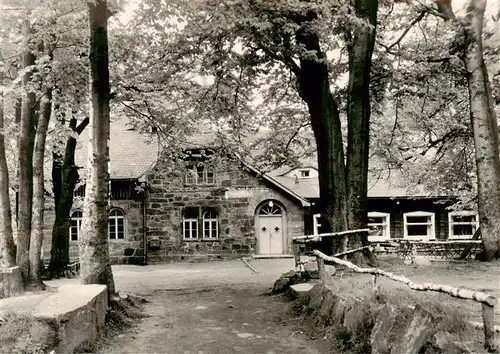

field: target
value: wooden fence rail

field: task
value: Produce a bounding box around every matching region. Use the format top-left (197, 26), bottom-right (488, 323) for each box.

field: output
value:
top-left (313, 249), bottom-right (498, 352)
top-left (292, 228), bottom-right (369, 270)
top-left (292, 228), bottom-right (370, 241)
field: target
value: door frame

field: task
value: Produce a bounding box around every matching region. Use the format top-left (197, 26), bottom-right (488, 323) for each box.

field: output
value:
top-left (254, 200), bottom-right (288, 255)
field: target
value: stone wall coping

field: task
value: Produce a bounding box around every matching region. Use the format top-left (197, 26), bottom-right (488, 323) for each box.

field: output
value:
top-left (33, 284), bottom-right (107, 319)
top-left (0, 293), bottom-right (52, 316)
top-left (0, 266), bottom-right (21, 273)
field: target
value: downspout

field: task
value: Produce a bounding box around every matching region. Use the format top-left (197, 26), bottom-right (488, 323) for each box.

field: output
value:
top-left (136, 181), bottom-right (148, 265)
top-left (142, 186), bottom-right (148, 265)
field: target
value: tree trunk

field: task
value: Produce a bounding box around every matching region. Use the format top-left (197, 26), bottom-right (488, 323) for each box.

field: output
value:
top-left (461, 0), bottom-right (500, 260)
top-left (345, 0), bottom-right (379, 264)
top-left (14, 99), bottom-right (21, 228)
top-left (80, 0), bottom-right (115, 296)
top-left (52, 151), bottom-right (62, 211)
top-left (29, 94), bottom-right (51, 288)
top-left (49, 117), bottom-right (88, 276)
top-left (17, 18), bottom-right (38, 280)
top-left (295, 24), bottom-right (348, 256)
top-left (0, 67), bottom-right (17, 268)
top-left (29, 37), bottom-right (56, 287)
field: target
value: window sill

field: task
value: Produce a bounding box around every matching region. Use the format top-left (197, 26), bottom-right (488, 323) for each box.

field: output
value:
top-left (403, 237), bottom-right (436, 241)
top-left (368, 236), bottom-right (390, 242)
top-left (184, 183), bottom-right (216, 187)
top-left (69, 239), bottom-right (126, 243)
top-left (182, 238), bottom-right (220, 242)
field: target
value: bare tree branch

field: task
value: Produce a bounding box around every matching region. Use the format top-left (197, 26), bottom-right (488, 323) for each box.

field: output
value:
top-left (386, 10), bottom-right (427, 51)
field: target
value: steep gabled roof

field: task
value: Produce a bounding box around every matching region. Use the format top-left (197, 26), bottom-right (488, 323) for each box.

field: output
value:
top-left (236, 156), bottom-right (311, 207)
top-left (74, 119), bottom-right (310, 206)
top-left (75, 118), bottom-right (159, 179)
top-left (75, 118), bottom-right (436, 200)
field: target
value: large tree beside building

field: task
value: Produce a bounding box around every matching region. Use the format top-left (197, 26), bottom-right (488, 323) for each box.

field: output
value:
top-left (0, 64), bottom-right (17, 269)
top-left (427, 0), bottom-right (500, 260)
top-left (49, 116), bottom-right (89, 276)
top-left (17, 16), bottom-right (39, 282)
top-left (118, 0), bottom-right (379, 261)
top-left (79, 0), bottom-right (115, 296)
top-left (458, 0), bottom-right (500, 260)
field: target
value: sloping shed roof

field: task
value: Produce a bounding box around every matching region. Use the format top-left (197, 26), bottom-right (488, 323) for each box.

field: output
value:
top-left (75, 118), bottom-right (159, 179)
top-left (273, 168), bottom-right (434, 199)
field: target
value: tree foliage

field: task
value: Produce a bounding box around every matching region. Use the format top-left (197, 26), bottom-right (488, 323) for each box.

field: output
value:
top-left (0, 0), bottom-right (104, 279)
top-left (114, 0), bottom-right (382, 260)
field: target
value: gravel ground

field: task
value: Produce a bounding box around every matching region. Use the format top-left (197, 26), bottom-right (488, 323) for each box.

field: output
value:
top-left (45, 256), bottom-right (500, 353)
top-left (94, 258), bottom-right (333, 354)
top-left (111, 258), bottom-right (295, 295)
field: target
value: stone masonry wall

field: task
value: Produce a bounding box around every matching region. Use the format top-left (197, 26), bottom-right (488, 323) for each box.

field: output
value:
top-left (145, 156), bottom-right (304, 262)
top-left (67, 199), bottom-right (145, 263)
top-left (42, 197), bottom-right (145, 265)
top-left (40, 156), bottom-right (305, 264)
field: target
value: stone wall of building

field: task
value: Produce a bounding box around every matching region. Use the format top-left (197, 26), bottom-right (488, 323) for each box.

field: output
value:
top-left (67, 199), bottom-right (145, 263)
top-left (145, 157), bottom-right (305, 262)
top-left (41, 197), bottom-right (145, 265)
top-left (40, 156), bottom-right (306, 264)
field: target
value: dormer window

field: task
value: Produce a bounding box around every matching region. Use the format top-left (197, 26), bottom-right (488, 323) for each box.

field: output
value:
top-left (185, 163), bottom-right (215, 185)
top-left (299, 169), bottom-right (310, 178)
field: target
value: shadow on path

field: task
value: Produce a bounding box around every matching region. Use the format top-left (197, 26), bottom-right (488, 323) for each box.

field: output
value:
top-left (102, 285), bottom-right (329, 354)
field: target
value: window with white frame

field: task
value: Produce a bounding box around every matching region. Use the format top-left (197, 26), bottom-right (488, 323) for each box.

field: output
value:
top-left (203, 210), bottom-right (218, 239)
top-left (367, 212), bottom-right (390, 241)
top-left (183, 207), bottom-right (219, 240)
top-left (448, 211), bottom-right (478, 239)
top-left (403, 211), bottom-right (435, 239)
top-left (183, 208), bottom-right (198, 239)
top-left (313, 214), bottom-right (321, 235)
top-left (185, 163), bottom-right (216, 185)
top-left (70, 211), bottom-right (83, 241)
top-left (108, 209), bottom-right (125, 240)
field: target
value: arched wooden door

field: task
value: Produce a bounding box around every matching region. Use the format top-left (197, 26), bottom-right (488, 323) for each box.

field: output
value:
top-left (257, 201), bottom-right (284, 255)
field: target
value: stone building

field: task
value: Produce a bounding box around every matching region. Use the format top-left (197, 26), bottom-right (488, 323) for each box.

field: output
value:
top-left (43, 119), bottom-right (311, 264)
top-left (143, 152), bottom-right (309, 263)
top-left (41, 119), bottom-right (477, 264)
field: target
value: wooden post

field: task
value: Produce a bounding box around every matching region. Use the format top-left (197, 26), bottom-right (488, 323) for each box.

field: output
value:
top-left (482, 303), bottom-right (498, 352)
top-left (316, 255), bottom-right (326, 283)
top-left (341, 235), bottom-right (348, 258)
top-left (372, 274), bottom-right (378, 294)
top-left (293, 243), bottom-right (301, 271)
top-left (411, 243), bottom-right (417, 265)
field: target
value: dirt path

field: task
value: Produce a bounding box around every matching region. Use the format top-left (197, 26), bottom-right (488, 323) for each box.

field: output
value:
top-left (94, 259), bottom-right (330, 354)
top-left (84, 257), bottom-right (500, 353)
top-left (102, 285), bottom-right (328, 354)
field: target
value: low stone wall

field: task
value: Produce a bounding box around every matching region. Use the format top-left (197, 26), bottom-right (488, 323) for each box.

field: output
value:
top-left (0, 266), bottom-right (24, 299)
top-left (33, 284), bottom-right (108, 353)
top-left (0, 284), bottom-right (107, 353)
top-left (287, 281), bottom-right (485, 353)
